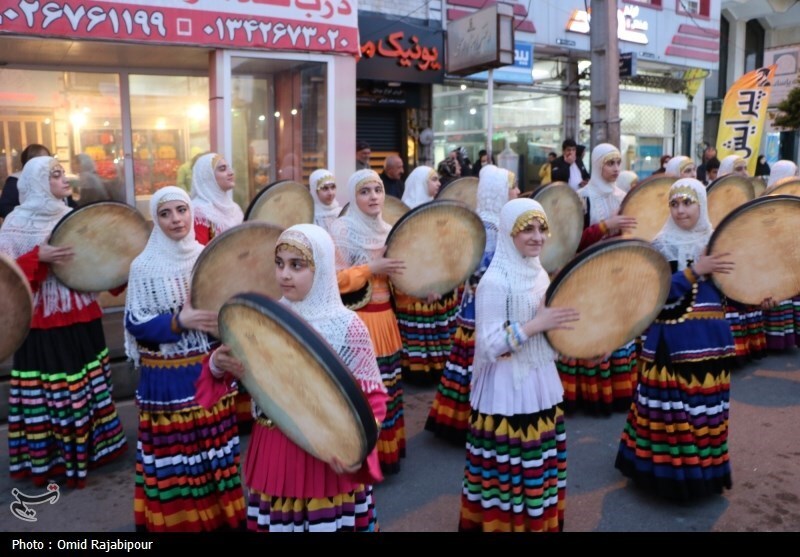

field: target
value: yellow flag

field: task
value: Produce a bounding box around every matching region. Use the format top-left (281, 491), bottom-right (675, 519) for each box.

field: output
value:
top-left (717, 65), bottom-right (777, 176)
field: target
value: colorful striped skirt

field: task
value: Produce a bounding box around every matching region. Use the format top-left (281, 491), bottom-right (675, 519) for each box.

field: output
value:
top-left (725, 301), bottom-right (766, 363)
top-left (459, 406), bottom-right (567, 533)
top-left (7, 319), bottom-right (127, 488)
top-left (134, 351), bottom-right (246, 532)
top-left (393, 289), bottom-right (460, 386)
top-left (356, 302), bottom-right (406, 475)
top-left (556, 341), bottom-right (638, 415)
top-left (763, 298), bottom-right (797, 352)
top-left (425, 318), bottom-right (475, 445)
top-left (246, 484), bottom-right (379, 532)
top-left (615, 353), bottom-right (733, 501)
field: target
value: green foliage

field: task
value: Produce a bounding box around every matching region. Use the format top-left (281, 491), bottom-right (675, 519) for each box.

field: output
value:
top-left (774, 84), bottom-right (800, 130)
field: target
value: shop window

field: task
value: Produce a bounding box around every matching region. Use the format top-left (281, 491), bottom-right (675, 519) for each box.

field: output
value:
top-left (676, 0), bottom-right (710, 18)
top-left (129, 75), bottom-right (210, 216)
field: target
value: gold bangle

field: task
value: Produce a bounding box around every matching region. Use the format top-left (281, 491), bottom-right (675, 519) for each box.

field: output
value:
top-left (598, 220), bottom-right (609, 235)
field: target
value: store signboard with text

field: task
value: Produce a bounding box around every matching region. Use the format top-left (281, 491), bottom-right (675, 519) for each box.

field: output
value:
top-left (0, 0), bottom-right (359, 54)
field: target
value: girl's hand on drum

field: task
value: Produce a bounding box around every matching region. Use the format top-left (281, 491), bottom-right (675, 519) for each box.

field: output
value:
top-left (525, 306), bottom-right (580, 336)
top-left (179, 299), bottom-right (218, 335)
top-left (368, 255), bottom-right (406, 277)
top-left (605, 214), bottom-right (637, 234)
top-left (211, 345), bottom-right (245, 379)
top-left (39, 243), bottom-right (74, 264)
top-left (329, 456), bottom-right (360, 475)
top-left (425, 292), bottom-right (442, 304)
top-left (693, 252), bottom-right (734, 276)
top-left (760, 297), bottom-right (778, 310)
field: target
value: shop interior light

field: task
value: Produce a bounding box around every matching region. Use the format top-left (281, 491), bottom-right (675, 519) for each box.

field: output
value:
top-left (70, 112), bottom-right (87, 127)
top-left (460, 84), bottom-right (467, 90)
top-left (155, 118), bottom-right (166, 130)
top-left (187, 104), bottom-right (207, 121)
top-left (44, 118), bottom-right (51, 125)
top-left (469, 108), bottom-right (477, 115)
top-left (274, 111), bottom-right (281, 118)
top-left (103, 121), bottom-right (110, 127)
top-left (258, 114), bottom-right (266, 121)
top-left (387, 81), bottom-right (401, 87)
top-left (290, 108), bottom-right (298, 115)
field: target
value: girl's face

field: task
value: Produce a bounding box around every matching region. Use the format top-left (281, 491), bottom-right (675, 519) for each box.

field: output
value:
top-left (355, 180), bottom-right (385, 217)
top-left (601, 157), bottom-right (622, 182)
top-left (317, 182), bottom-right (337, 206)
top-left (681, 163), bottom-right (697, 178)
top-left (48, 164), bottom-right (71, 199)
top-left (157, 200), bottom-right (192, 241)
top-left (214, 158), bottom-right (236, 191)
top-left (732, 161), bottom-right (749, 177)
top-left (426, 174), bottom-right (441, 197)
top-left (275, 246), bottom-right (314, 302)
top-left (669, 197), bottom-right (701, 231)
top-left (512, 219), bottom-right (547, 258)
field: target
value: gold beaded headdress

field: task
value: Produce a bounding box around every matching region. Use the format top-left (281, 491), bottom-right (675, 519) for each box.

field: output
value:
top-left (276, 229), bottom-right (315, 270)
top-left (601, 150), bottom-right (622, 165)
top-left (668, 184), bottom-right (699, 204)
top-left (511, 210), bottom-right (550, 236)
top-left (507, 171), bottom-right (517, 189)
top-left (212, 154), bottom-right (223, 171)
top-left (314, 173), bottom-right (335, 191)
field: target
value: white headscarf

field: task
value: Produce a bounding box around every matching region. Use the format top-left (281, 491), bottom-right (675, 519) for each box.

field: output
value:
top-left (474, 198), bottom-right (556, 388)
top-left (651, 178), bottom-right (712, 271)
top-left (617, 170), bottom-right (639, 193)
top-left (664, 156), bottom-right (693, 177)
top-left (125, 186), bottom-right (210, 366)
top-left (476, 166), bottom-right (510, 253)
top-left (329, 169), bottom-right (392, 269)
top-left (309, 168), bottom-right (341, 232)
top-left (718, 155), bottom-right (746, 177)
top-left (190, 153), bottom-right (243, 235)
top-left (0, 156), bottom-right (96, 317)
top-left (579, 143), bottom-right (627, 225)
top-left (401, 166), bottom-right (437, 209)
top-left (767, 160), bottom-right (798, 187)
top-left (277, 224), bottom-right (385, 393)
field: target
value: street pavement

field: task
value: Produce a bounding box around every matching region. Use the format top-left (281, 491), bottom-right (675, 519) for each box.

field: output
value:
top-left (1, 349), bottom-right (799, 533)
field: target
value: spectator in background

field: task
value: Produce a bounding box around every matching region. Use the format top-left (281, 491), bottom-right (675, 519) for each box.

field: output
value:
top-left (0, 144), bottom-right (73, 219)
top-left (380, 155), bottom-right (405, 199)
top-left (704, 157), bottom-right (720, 185)
top-left (652, 154), bottom-right (671, 175)
top-left (75, 153), bottom-right (110, 206)
top-left (437, 156), bottom-right (461, 188)
top-left (472, 149), bottom-right (492, 177)
top-left (696, 145), bottom-right (717, 185)
top-left (550, 139), bottom-right (589, 191)
top-left (755, 155), bottom-right (771, 179)
top-left (452, 147), bottom-right (472, 177)
top-left (176, 147), bottom-right (206, 193)
top-left (356, 140), bottom-right (372, 170)
top-left (538, 152), bottom-right (557, 185)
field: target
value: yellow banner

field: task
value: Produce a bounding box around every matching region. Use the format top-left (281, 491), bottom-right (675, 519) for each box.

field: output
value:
top-left (717, 65), bottom-right (777, 176)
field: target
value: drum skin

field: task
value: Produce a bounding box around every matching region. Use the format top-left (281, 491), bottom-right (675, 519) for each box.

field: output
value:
top-left (245, 180), bottom-right (314, 229)
top-left (706, 175), bottom-right (755, 228)
top-left (545, 239), bottom-right (672, 359)
top-left (708, 195), bottom-right (800, 305)
top-left (0, 253), bottom-right (33, 361)
top-left (385, 200), bottom-right (486, 298)
top-left (338, 196), bottom-right (410, 226)
top-left (191, 222), bottom-right (283, 313)
top-left (762, 177), bottom-right (800, 198)
top-left (436, 176), bottom-right (479, 211)
top-left (619, 175), bottom-right (676, 242)
top-left (218, 293), bottom-right (378, 468)
top-left (533, 183), bottom-right (584, 274)
top-left (49, 201), bottom-right (150, 292)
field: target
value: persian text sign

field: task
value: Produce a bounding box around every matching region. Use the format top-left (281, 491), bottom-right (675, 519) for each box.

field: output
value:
top-left (0, 0), bottom-right (359, 55)
top-left (717, 65), bottom-right (777, 176)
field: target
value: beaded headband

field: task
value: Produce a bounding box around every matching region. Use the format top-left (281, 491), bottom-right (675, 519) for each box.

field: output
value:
top-left (276, 230), bottom-right (315, 270)
top-left (601, 150), bottom-right (622, 165)
top-left (507, 171), bottom-right (517, 189)
top-left (511, 210), bottom-right (550, 236)
top-left (355, 175), bottom-right (381, 190)
top-left (314, 173), bottom-right (335, 191)
top-left (212, 154), bottom-right (223, 171)
top-left (679, 159), bottom-right (694, 173)
top-left (668, 184), bottom-right (699, 204)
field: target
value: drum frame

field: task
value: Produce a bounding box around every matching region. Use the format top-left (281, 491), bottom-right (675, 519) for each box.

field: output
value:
top-left (244, 179), bottom-right (314, 225)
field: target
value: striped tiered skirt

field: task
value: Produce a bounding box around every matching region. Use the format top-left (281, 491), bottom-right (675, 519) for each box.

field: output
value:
top-left (8, 319), bottom-right (127, 488)
top-left (459, 406), bottom-right (567, 532)
top-left (763, 298), bottom-right (798, 352)
top-left (134, 350), bottom-right (245, 532)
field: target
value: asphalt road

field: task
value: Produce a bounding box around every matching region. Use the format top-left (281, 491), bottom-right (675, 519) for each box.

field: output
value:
top-left (1, 349), bottom-right (799, 533)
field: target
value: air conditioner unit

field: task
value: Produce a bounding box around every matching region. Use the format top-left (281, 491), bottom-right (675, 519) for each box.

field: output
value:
top-left (705, 98), bottom-right (723, 115)
top-left (682, 0), bottom-right (700, 14)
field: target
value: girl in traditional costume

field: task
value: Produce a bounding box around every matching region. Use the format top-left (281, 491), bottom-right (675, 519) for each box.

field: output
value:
top-left (190, 153), bottom-right (243, 245)
top-left (309, 169), bottom-right (341, 233)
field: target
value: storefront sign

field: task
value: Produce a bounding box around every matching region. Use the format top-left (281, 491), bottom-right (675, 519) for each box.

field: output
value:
top-left (356, 84), bottom-right (421, 108)
top-left (446, 4), bottom-right (514, 76)
top-left (764, 45), bottom-right (800, 108)
top-left (357, 14), bottom-right (444, 84)
top-left (0, 0), bottom-right (359, 54)
top-left (566, 5), bottom-right (650, 45)
top-left (466, 42), bottom-right (534, 85)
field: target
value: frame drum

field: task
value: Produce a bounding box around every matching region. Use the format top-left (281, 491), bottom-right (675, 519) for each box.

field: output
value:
top-left (244, 180), bottom-right (314, 229)
top-left (191, 221), bottom-right (283, 313)
top-left (762, 177), bottom-right (800, 198)
top-left (618, 175), bottom-right (676, 242)
top-left (49, 201), bottom-right (150, 292)
top-left (532, 183), bottom-right (584, 274)
top-left (436, 176), bottom-right (479, 211)
top-left (750, 176), bottom-right (767, 197)
top-left (545, 239), bottom-right (672, 359)
top-left (708, 195), bottom-right (800, 305)
top-left (706, 175), bottom-right (755, 228)
top-left (385, 200), bottom-right (486, 298)
top-left (219, 293), bottom-right (378, 468)
top-left (0, 253), bottom-right (33, 361)
top-left (338, 196), bottom-right (410, 225)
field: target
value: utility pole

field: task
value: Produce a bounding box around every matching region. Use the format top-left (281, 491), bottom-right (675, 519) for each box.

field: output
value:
top-left (589, 0), bottom-right (621, 150)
